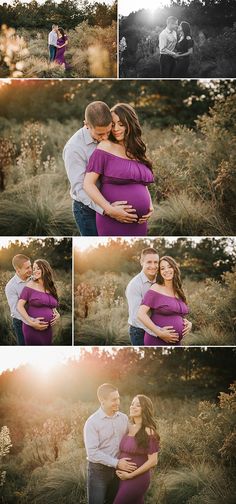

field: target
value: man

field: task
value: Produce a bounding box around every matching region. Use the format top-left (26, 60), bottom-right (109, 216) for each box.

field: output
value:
top-left (48, 24), bottom-right (58, 62)
top-left (5, 254), bottom-right (58, 345)
top-left (63, 101), bottom-right (139, 236)
top-left (84, 383), bottom-right (136, 504)
top-left (126, 247), bottom-right (192, 346)
top-left (159, 16), bottom-right (178, 77)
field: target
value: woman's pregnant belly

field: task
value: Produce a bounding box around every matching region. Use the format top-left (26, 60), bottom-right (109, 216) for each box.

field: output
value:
top-left (101, 183), bottom-right (150, 217)
top-left (152, 314), bottom-right (184, 339)
top-left (27, 306), bottom-right (54, 324)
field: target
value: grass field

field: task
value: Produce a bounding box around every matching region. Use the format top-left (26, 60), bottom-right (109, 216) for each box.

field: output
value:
top-left (74, 270), bottom-right (236, 346)
top-left (1, 380), bottom-right (236, 503)
top-left (0, 22), bottom-right (117, 78)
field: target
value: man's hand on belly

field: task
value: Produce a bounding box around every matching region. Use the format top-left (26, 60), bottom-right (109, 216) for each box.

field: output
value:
top-left (106, 201), bottom-right (138, 223)
top-left (30, 318), bottom-right (49, 331)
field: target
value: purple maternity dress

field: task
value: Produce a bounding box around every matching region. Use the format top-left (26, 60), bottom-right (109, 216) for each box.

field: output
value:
top-left (20, 286), bottom-right (58, 345)
top-left (113, 434), bottom-right (160, 504)
top-left (55, 36), bottom-right (69, 68)
top-left (86, 149), bottom-right (154, 236)
top-left (142, 290), bottom-right (189, 346)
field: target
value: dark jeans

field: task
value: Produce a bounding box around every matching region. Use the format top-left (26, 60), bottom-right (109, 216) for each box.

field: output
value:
top-left (12, 318), bottom-right (25, 346)
top-left (160, 54), bottom-right (176, 77)
top-left (73, 200), bottom-right (98, 236)
top-left (87, 462), bottom-right (119, 504)
top-left (129, 325), bottom-right (145, 346)
top-left (49, 45), bottom-right (56, 62)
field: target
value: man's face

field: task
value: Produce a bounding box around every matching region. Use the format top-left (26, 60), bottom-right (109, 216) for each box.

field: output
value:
top-left (168, 20), bottom-right (178, 32)
top-left (53, 26), bottom-right (58, 32)
top-left (86, 123), bottom-right (112, 142)
top-left (16, 260), bottom-right (32, 281)
top-left (141, 253), bottom-right (159, 279)
top-left (101, 390), bottom-right (120, 415)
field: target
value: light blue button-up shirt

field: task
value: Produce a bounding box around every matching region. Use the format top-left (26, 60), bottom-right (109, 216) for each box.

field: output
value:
top-left (5, 274), bottom-right (29, 323)
top-left (84, 407), bottom-right (129, 468)
top-left (63, 126), bottom-right (103, 214)
top-left (126, 270), bottom-right (158, 335)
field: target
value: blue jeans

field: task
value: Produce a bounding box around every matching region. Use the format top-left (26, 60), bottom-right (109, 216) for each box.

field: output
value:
top-left (73, 200), bottom-right (98, 236)
top-left (129, 326), bottom-right (145, 346)
top-left (12, 318), bottom-right (25, 345)
top-left (87, 462), bottom-right (119, 504)
top-left (49, 45), bottom-right (56, 62)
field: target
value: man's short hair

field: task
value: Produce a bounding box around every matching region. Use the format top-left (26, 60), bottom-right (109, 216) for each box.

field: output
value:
top-left (167, 16), bottom-right (178, 24)
top-left (141, 248), bottom-right (159, 260)
top-left (85, 101), bottom-right (112, 128)
top-left (97, 383), bottom-right (118, 401)
top-left (12, 254), bottom-right (30, 270)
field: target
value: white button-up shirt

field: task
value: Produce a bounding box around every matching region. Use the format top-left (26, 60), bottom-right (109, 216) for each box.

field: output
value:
top-left (159, 27), bottom-right (177, 54)
top-left (63, 126), bottom-right (103, 214)
top-left (5, 274), bottom-right (29, 323)
top-left (84, 407), bottom-right (129, 468)
top-left (48, 30), bottom-right (57, 47)
top-left (126, 271), bottom-right (158, 334)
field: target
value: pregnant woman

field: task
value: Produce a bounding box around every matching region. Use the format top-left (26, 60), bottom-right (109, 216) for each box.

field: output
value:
top-left (114, 395), bottom-right (160, 504)
top-left (55, 27), bottom-right (69, 69)
top-left (138, 256), bottom-right (190, 346)
top-left (175, 21), bottom-right (194, 77)
top-left (83, 103), bottom-right (154, 236)
top-left (17, 259), bottom-right (59, 345)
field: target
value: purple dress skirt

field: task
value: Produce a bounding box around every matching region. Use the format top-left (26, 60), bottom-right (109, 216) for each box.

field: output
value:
top-left (20, 286), bottom-right (58, 345)
top-left (55, 36), bottom-right (69, 68)
top-left (142, 290), bottom-right (189, 346)
top-left (113, 435), bottom-right (160, 504)
top-left (86, 149), bottom-right (154, 236)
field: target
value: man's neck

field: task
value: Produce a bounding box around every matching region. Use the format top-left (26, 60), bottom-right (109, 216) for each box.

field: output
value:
top-left (142, 270), bottom-right (156, 282)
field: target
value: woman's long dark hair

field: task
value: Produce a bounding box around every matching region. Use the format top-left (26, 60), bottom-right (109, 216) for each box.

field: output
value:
top-left (58, 27), bottom-right (66, 42)
top-left (180, 21), bottom-right (191, 38)
top-left (34, 259), bottom-right (59, 301)
top-left (131, 395), bottom-right (160, 449)
top-left (157, 255), bottom-right (187, 303)
top-left (110, 103), bottom-right (153, 171)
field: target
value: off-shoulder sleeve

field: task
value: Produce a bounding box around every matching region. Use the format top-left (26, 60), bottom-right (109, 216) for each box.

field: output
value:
top-left (141, 289), bottom-right (159, 309)
top-left (148, 435), bottom-right (160, 454)
top-left (86, 149), bottom-right (107, 175)
top-left (19, 286), bottom-right (30, 301)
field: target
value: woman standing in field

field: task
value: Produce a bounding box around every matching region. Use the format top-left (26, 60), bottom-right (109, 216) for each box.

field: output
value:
top-left (114, 394), bottom-right (160, 504)
top-left (175, 21), bottom-right (194, 77)
top-left (83, 103), bottom-right (154, 236)
top-left (55, 27), bottom-right (70, 69)
top-left (138, 256), bottom-right (190, 346)
top-left (17, 259), bottom-right (59, 345)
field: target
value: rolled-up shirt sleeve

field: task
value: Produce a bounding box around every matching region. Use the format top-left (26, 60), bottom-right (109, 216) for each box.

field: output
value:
top-left (63, 144), bottom-right (103, 215)
top-left (84, 420), bottom-right (118, 468)
top-left (126, 281), bottom-right (160, 335)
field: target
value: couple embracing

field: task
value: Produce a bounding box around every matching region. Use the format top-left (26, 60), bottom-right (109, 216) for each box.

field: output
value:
top-left (126, 248), bottom-right (192, 346)
top-left (84, 383), bottom-right (160, 504)
top-left (63, 101), bottom-right (154, 237)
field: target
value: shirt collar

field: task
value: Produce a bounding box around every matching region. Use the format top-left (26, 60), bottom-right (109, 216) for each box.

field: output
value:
top-left (140, 270), bottom-right (155, 284)
top-left (98, 407), bottom-right (120, 419)
top-left (14, 273), bottom-right (27, 284)
top-left (83, 126), bottom-right (98, 146)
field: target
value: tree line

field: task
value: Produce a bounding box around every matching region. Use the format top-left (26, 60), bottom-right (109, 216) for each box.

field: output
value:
top-left (0, 79), bottom-right (236, 128)
top-left (0, 0), bottom-right (117, 29)
top-left (0, 238), bottom-right (72, 271)
top-left (75, 237), bottom-right (236, 281)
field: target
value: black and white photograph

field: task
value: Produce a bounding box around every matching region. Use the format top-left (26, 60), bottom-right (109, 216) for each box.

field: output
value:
top-left (119, 0), bottom-right (236, 78)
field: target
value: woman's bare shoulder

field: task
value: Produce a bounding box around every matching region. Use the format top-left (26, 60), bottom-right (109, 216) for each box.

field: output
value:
top-left (97, 140), bottom-right (115, 153)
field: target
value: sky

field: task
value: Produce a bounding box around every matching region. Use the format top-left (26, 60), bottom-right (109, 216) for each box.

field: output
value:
top-left (0, 237), bottom-right (65, 249)
top-left (119, 0), bottom-right (171, 17)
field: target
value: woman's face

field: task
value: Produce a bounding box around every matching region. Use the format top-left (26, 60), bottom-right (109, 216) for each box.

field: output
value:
top-left (33, 262), bottom-right (42, 280)
top-left (178, 25), bottom-right (184, 37)
top-left (160, 260), bottom-right (174, 281)
top-left (130, 396), bottom-right (142, 418)
top-left (111, 111), bottom-right (126, 142)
